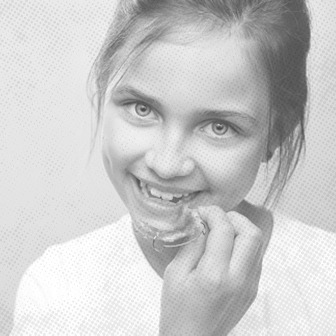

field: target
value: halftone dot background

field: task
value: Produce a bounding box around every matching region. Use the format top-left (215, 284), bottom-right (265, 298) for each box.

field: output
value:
top-left (1, 0), bottom-right (336, 334)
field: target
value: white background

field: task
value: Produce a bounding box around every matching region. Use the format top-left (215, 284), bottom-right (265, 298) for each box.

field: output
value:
top-left (1, 0), bottom-right (336, 333)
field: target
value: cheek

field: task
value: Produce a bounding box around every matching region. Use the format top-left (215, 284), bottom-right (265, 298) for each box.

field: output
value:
top-left (230, 154), bottom-right (261, 193)
top-left (101, 112), bottom-right (131, 178)
top-left (101, 108), bottom-right (151, 175)
top-left (206, 142), bottom-right (264, 201)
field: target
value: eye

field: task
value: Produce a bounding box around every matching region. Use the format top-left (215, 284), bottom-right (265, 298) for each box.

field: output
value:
top-left (121, 102), bottom-right (156, 121)
top-left (200, 121), bottom-right (237, 140)
top-left (134, 103), bottom-right (152, 117)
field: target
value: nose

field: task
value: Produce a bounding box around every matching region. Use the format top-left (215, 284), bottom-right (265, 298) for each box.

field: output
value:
top-left (145, 147), bottom-right (195, 179)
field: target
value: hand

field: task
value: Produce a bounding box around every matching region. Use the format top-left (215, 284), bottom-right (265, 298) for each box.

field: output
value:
top-left (159, 205), bottom-right (270, 336)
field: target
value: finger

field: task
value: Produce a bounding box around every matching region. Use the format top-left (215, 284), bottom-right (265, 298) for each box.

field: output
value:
top-left (166, 227), bottom-right (207, 279)
top-left (196, 205), bottom-right (235, 275)
top-left (227, 212), bottom-right (262, 285)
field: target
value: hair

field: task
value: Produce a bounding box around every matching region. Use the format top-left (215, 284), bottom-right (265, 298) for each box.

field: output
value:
top-left (86, 0), bottom-right (311, 209)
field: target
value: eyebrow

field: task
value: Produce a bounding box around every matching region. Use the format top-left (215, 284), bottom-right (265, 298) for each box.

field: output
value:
top-left (112, 85), bottom-right (260, 127)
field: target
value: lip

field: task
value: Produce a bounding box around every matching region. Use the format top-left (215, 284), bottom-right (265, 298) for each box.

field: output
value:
top-left (131, 175), bottom-right (201, 215)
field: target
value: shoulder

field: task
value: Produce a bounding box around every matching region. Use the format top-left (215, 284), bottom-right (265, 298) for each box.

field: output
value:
top-left (271, 211), bottom-right (336, 251)
top-left (266, 211), bottom-right (336, 279)
top-left (259, 211), bottom-right (336, 331)
top-left (12, 213), bottom-right (138, 332)
top-left (54, 212), bottom-right (132, 258)
top-left (26, 213), bottom-right (133, 287)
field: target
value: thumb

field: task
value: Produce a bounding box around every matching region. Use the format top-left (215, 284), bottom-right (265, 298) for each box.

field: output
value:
top-left (168, 228), bottom-right (208, 278)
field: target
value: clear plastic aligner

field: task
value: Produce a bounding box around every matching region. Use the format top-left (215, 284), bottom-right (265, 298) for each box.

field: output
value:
top-left (132, 206), bottom-right (207, 253)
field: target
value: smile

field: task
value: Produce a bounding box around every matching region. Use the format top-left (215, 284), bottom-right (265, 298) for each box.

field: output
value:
top-left (134, 176), bottom-right (200, 208)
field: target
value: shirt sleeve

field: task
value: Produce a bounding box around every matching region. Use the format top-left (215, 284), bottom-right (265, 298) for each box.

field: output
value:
top-left (11, 246), bottom-right (70, 335)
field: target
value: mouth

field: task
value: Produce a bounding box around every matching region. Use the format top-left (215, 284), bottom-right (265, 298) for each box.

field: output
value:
top-left (134, 176), bottom-right (201, 208)
top-left (130, 174), bottom-right (203, 231)
top-left (130, 175), bottom-right (207, 248)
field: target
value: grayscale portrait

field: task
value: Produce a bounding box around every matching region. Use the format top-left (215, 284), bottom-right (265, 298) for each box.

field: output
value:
top-left (1, 0), bottom-right (336, 334)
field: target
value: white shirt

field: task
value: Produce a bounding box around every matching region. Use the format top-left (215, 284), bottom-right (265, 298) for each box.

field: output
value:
top-left (11, 212), bottom-right (336, 335)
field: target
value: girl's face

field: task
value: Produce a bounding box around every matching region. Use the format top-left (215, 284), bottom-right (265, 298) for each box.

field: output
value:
top-left (102, 34), bottom-right (270, 228)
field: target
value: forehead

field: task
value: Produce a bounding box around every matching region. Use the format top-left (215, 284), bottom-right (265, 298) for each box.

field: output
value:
top-left (116, 35), bottom-right (269, 118)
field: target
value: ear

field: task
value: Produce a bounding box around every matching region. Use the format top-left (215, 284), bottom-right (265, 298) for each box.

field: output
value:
top-left (262, 149), bottom-right (276, 163)
top-left (262, 132), bottom-right (279, 163)
top-left (262, 109), bottom-right (302, 163)
top-left (262, 150), bottom-right (272, 163)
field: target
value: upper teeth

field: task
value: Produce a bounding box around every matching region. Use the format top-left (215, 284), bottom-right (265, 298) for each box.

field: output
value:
top-left (140, 180), bottom-right (191, 201)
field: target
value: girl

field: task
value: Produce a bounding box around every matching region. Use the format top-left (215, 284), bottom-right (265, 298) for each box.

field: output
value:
top-left (11, 0), bottom-right (336, 335)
